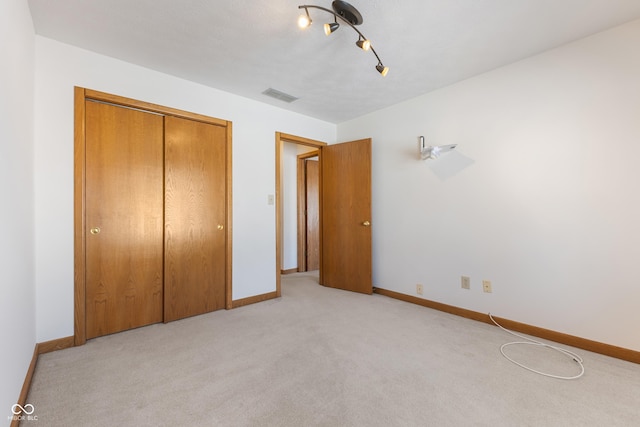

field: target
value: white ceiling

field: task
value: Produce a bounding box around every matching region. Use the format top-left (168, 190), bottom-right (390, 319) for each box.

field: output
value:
top-left (27, 0), bottom-right (640, 123)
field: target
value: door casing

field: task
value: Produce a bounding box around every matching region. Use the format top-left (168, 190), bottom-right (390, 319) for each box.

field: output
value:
top-left (276, 133), bottom-right (326, 295)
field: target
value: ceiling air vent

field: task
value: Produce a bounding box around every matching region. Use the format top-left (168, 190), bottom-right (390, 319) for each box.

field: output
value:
top-left (262, 88), bottom-right (299, 103)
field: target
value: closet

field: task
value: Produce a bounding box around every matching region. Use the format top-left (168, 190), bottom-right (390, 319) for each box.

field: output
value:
top-left (75, 88), bottom-right (232, 343)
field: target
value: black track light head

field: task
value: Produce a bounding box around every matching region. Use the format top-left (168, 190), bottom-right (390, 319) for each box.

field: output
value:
top-left (356, 37), bottom-right (370, 51)
top-left (376, 63), bottom-right (389, 77)
top-left (324, 21), bottom-right (340, 35)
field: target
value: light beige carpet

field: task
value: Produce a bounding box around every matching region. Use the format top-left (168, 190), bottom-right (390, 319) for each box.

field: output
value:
top-left (25, 272), bottom-right (640, 426)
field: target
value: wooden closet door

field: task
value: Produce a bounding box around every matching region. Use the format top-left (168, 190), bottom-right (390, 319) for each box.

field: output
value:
top-left (164, 116), bottom-right (227, 321)
top-left (85, 101), bottom-right (164, 339)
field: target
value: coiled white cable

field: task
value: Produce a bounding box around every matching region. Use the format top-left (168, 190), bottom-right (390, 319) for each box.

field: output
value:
top-left (489, 313), bottom-right (585, 380)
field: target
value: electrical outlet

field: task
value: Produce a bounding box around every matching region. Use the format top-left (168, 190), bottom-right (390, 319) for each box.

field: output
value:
top-left (482, 280), bottom-right (492, 293)
top-left (416, 284), bottom-right (423, 295)
top-left (461, 276), bottom-right (470, 290)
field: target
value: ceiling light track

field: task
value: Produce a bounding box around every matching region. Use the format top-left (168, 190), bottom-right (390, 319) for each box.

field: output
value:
top-left (298, 1), bottom-right (388, 76)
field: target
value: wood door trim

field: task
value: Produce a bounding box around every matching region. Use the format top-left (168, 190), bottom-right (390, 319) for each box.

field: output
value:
top-left (232, 291), bottom-right (279, 309)
top-left (74, 87), bottom-right (233, 345)
top-left (74, 87), bottom-right (87, 346)
top-left (275, 133), bottom-right (327, 297)
top-left (297, 156), bottom-right (306, 272)
top-left (225, 123), bottom-right (233, 310)
top-left (84, 89), bottom-right (228, 127)
top-left (279, 133), bottom-right (327, 147)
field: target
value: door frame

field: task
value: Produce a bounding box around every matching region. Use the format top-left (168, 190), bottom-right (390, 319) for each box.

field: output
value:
top-left (296, 151), bottom-right (319, 272)
top-left (275, 133), bottom-right (327, 296)
top-left (74, 87), bottom-right (233, 345)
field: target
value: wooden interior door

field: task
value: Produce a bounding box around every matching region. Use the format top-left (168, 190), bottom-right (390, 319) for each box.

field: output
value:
top-left (85, 101), bottom-right (164, 339)
top-left (164, 116), bottom-right (227, 321)
top-left (305, 159), bottom-right (320, 270)
top-left (321, 139), bottom-right (372, 294)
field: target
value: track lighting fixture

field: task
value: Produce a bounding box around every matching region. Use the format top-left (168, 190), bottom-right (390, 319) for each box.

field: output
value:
top-left (297, 1), bottom-right (388, 76)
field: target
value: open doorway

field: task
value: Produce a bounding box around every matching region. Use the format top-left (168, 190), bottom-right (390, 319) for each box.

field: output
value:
top-left (281, 144), bottom-right (319, 275)
top-left (297, 151), bottom-right (320, 272)
top-left (275, 133), bottom-right (326, 296)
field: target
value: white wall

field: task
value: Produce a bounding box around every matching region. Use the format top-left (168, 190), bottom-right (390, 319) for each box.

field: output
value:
top-left (33, 36), bottom-right (335, 342)
top-left (338, 19), bottom-right (640, 352)
top-left (0, 0), bottom-right (36, 421)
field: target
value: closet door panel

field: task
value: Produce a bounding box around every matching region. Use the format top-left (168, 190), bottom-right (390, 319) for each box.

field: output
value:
top-left (164, 116), bottom-right (227, 321)
top-left (85, 101), bottom-right (164, 339)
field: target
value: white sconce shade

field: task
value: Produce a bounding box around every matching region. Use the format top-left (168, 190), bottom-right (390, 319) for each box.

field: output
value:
top-left (420, 136), bottom-right (457, 160)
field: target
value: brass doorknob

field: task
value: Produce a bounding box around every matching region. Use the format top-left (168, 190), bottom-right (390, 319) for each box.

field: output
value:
top-left (217, 224), bottom-right (224, 230)
top-left (362, 221), bottom-right (371, 227)
top-left (90, 227), bottom-right (101, 235)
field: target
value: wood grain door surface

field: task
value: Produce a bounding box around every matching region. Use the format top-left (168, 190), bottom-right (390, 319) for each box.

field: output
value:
top-left (164, 116), bottom-right (227, 321)
top-left (321, 139), bottom-right (372, 294)
top-left (305, 159), bottom-right (320, 271)
top-left (85, 101), bottom-right (164, 339)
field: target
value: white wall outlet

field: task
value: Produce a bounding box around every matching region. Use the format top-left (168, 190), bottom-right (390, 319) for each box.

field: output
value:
top-left (461, 276), bottom-right (470, 290)
top-left (267, 194), bottom-right (275, 205)
top-left (416, 284), bottom-right (423, 295)
top-left (482, 280), bottom-right (492, 293)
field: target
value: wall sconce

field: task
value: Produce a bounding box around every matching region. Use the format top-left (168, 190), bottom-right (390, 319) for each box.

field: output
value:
top-left (420, 136), bottom-right (457, 160)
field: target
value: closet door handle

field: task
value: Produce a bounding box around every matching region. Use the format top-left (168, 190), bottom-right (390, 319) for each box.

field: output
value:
top-left (217, 224), bottom-right (224, 230)
top-left (90, 227), bottom-right (101, 235)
